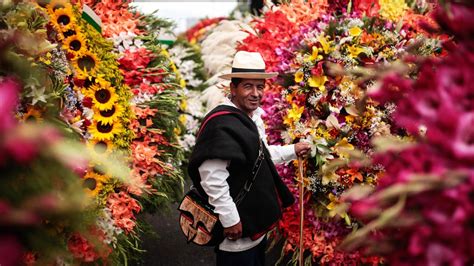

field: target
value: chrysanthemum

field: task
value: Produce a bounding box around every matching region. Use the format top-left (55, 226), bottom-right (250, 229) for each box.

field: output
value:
top-left (87, 138), bottom-right (114, 157)
top-left (88, 120), bottom-right (122, 141)
top-left (82, 172), bottom-right (108, 197)
top-left (72, 51), bottom-right (100, 76)
top-left (21, 106), bottom-right (43, 123)
top-left (93, 103), bottom-right (124, 125)
top-left (63, 33), bottom-right (87, 58)
top-left (86, 83), bottom-right (118, 111)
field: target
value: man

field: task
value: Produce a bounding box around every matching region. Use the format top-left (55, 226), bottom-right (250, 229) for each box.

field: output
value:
top-left (188, 51), bottom-right (310, 266)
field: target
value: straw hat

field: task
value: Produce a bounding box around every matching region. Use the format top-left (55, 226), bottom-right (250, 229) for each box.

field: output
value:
top-left (218, 51), bottom-right (277, 80)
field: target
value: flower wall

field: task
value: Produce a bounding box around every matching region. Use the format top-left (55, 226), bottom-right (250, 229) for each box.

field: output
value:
top-left (238, 0), bottom-right (442, 263)
top-left (341, 1), bottom-right (474, 264)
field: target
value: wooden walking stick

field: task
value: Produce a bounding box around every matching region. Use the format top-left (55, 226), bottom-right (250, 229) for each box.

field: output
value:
top-left (298, 156), bottom-right (305, 266)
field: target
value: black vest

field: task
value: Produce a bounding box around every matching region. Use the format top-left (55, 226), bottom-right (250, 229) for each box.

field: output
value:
top-left (188, 105), bottom-right (294, 239)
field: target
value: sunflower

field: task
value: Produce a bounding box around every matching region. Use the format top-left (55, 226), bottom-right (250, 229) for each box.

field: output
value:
top-left (85, 82), bottom-right (118, 111)
top-left (72, 51), bottom-right (100, 76)
top-left (21, 106), bottom-right (43, 123)
top-left (63, 33), bottom-right (87, 58)
top-left (87, 138), bottom-right (115, 157)
top-left (93, 103), bottom-right (124, 125)
top-left (82, 172), bottom-right (108, 197)
top-left (88, 120), bottom-right (122, 141)
top-left (49, 5), bottom-right (76, 33)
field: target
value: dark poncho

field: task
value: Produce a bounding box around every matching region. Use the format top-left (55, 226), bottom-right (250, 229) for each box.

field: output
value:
top-left (188, 105), bottom-right (294, 240)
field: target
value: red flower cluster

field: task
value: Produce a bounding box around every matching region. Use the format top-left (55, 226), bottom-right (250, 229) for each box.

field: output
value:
top-left (185, 17), bottom-right (226, 44)
top-left (68, 232), bottom-right (111, 262)
top-left (107, 192), bottom-right (141, 233)
top-left (238, 11), bottom-right (300, 72)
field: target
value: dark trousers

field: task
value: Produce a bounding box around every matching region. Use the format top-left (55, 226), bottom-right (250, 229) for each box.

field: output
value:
top-left (216, 237), bottom-right (267, 266)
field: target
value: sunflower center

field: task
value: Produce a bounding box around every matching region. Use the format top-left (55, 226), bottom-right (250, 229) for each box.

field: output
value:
top-left (77, 55), bottom-right (96, 71)
top-left (94, 141), bottom-right (108, 154)
top-left (63, 29), bottom-right (76, 38)
top-left (26, 115), bottom-right (38, 122)
top-left (83, 178), bottom-right (97, 190)
top-left (97, 122), bottom-right (113, 133)
top-left (70, 39), bottom-right (82, 51)
top-left (57, 15), bottom-right (71, 26)
top-left (95, 89), bottom-right (111, 103)
top-left (100, 106), bottom-right (116, 118)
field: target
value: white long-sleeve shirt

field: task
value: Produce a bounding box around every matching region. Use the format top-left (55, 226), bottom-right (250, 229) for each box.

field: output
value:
top-left (198, 101), bottom-right (296, 252)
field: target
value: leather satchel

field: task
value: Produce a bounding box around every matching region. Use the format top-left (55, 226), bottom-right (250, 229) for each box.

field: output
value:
top-left (178, 111), bottom-right (265, 246)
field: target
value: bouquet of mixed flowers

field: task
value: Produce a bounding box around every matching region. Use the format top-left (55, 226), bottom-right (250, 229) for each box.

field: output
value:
top-left (239, 0), bottom-right (442, 263)
top-left (340, 1), bottom-right (474, 265)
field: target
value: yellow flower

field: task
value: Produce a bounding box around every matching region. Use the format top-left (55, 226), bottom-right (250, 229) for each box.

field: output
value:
top-left (72, 51), bottom-right (99, 76)
top-left (284, 104), bottom-right (304, 126)
top-left (180, 100), bottom-right (187, 111)
top-left (318, 33), bottom-right (332, 54)
top-left (87, 138), bottom-right (114, 157)
top-left (334, 138), bottom-right (354, 158)
top-left (93, 103), bottom-right (123, 125)
top-left (63, 33), bottom-right (87, 58)
top-left (349, 26), bottom-right (362, 37)
top-left (379, 0), bottom-right (408, 21)
top-left (179, 114), bottom-right (187, 125)
top-left (347, 45), bottom-right (365, 59)
top-left (88, 120), bottom-right (122, 141)
top-left (308, 75), bottom-right (327, 92)
top-left (86, 82), bottom-right (118, 111)
top-left (82, 172), bottom-right (108, 197)
top-left (21, 106), bottom-right (43, 123)
top-left (294, 71), bottom-right (304, 83)
top-left (311, 46), bottom-right (320, 61)
top-left (180, 78), bottom-right (187, 88)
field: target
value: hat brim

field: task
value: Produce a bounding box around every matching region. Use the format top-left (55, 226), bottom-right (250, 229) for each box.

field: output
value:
top-left (218, 72), bottom-right (278, 80)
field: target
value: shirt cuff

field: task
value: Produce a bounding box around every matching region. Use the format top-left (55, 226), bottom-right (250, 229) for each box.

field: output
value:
top-left (219, 207), bottom-right (240, 228)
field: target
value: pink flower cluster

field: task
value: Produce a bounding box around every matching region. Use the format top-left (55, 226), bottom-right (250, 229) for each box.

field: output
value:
top-left (347, 2), bottom-right (474, 264)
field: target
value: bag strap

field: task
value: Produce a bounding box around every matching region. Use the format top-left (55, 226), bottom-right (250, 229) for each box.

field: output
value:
top-left (233, 138), bottom-right (264, 206)
top-left (196, 111), bottom-right (234, 139)
top-left (196, 109), bottom-right (265, 206)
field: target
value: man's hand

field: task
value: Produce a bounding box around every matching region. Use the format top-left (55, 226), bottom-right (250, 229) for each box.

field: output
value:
top-left (223, 221), bottom-right (242, 241)
top-left (295, 142), bottom-right (311, 157)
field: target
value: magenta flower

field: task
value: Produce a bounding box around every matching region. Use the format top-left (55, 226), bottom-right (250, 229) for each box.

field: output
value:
top-left (0, 77), bottom-right (20, 133)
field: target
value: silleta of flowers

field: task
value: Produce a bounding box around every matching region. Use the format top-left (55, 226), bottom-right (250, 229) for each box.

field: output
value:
top-left (239, 0), bottom-right (441, 263)
top-left (340, 1), bottom-right (474, 265)
top-left (168, 39), bottom-right (208, 153)
top-left (84, 0), bottom-right (186, 214)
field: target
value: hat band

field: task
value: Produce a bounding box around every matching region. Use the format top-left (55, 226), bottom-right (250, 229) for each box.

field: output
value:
top-left (232, 67), bottom-right (265, 73)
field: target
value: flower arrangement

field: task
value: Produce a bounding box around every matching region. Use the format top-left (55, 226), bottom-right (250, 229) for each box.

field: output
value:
top-left (239, 0), bottom-right (442, 263)
top-left (168, 39), bottom-right (208, 153)
top-left (84, 0), bottom-right (186, 214)
top-left (0, 1), bottom-right (127, 264)
top-left (339, 1), bottom-right (474, 264)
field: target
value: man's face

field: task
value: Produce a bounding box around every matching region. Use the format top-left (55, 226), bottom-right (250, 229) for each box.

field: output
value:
top-left (230, 79), bottom-right (265, 115)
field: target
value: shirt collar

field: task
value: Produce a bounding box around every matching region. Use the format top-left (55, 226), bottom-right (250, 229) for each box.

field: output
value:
top-left (222, 98), bottom-right (264, 120)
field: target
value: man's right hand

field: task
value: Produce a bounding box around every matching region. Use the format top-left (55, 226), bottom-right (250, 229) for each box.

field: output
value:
top-left (223, 221), bottom-right (242, 241)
